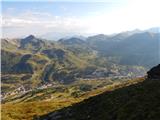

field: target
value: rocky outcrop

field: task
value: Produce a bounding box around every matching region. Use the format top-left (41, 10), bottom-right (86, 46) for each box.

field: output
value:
top-left (147, 64), bottom-right (160, 79)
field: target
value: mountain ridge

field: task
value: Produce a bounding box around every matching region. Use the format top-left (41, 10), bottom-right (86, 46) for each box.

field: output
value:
top-left (1, 31), bottom-right (159, 93)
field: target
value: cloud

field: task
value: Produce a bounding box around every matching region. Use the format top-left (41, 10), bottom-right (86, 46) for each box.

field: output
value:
top-left (2, 11), bottom-right (91, 38)
top-left (2, 0), bottom-right (160, 38)
top-left (85, 0), bottom-right (160, 34)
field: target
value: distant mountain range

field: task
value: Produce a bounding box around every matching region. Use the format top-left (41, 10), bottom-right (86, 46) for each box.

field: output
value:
top-left (38, 27), bottom-right (160, 40)
top-left (1, 29), bottom-right (159, 93)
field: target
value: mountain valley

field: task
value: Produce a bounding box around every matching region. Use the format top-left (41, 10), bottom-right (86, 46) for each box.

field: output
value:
top-left (1, 30), bottom-right (160, 120)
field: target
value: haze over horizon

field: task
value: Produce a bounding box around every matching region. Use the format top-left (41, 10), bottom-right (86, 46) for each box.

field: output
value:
top-left (1, 0), bottom-right (160, 39)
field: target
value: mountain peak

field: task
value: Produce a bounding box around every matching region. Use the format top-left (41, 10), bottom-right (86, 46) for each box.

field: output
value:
top-left (25, 35), bottom-right (36, 40)
top-left (20, 35), bottom-right (45, 51)
top-left (58, 37), bottom-right (85, 45)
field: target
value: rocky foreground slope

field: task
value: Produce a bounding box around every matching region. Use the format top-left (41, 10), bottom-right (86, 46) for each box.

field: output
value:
top-left (39, 64), bottom-right (160, 120)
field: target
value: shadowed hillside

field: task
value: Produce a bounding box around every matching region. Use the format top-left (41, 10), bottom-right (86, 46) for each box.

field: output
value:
top-left (39, 65), bottom-right (160, 120)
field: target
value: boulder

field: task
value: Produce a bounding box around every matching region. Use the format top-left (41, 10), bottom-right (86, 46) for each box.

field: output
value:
top-left (147, 64), bottom-right (160, 79)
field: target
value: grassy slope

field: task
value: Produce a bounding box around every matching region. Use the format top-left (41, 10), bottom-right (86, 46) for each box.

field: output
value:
top-left (39, 78), bottom-right (160, 120)
top-left (1, 78), bottom-right (143, 120)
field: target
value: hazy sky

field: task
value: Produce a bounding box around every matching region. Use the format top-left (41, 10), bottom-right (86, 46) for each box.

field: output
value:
top-left (1, 0), bottom-right (160, 39)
